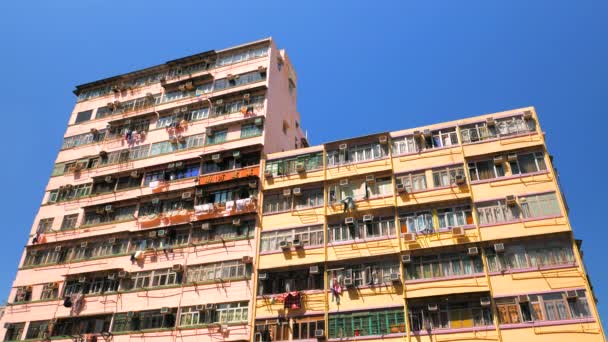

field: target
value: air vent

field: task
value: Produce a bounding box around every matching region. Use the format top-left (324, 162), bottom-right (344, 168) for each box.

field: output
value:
top-left (401, 254), bottom-right (412, 263)
top-left (344, 217), bottom-right (355, 225)
top-left (468, 247), bottom-right (479, 256)
top-left (362, 214), bottom-right (373, 222)
top-left (494, 243), bottom-right (505, 253)
top-left (309, 265), bottom-right (320, 274)
top-left (292, 187), bottom-right (302, 196)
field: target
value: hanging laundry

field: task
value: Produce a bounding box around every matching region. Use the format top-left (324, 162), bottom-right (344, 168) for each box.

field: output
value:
top-left (63, 296), bottom-right (72, 307)
top-left (70, 293), bottom-right (84, 316)
top-left (225, 200), bottom-right (235, 212)
top-left (236, 199), bottom-right (247, 211)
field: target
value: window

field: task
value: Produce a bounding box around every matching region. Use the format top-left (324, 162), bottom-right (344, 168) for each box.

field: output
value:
top-left (519, 193), bottom-right (561, 219)
top-left (496, 290), bottom-right (591, 324)
top-left (112, 309), bottom-right (176, 332)
top-left (292, 317), bottom-right (325, 340)
top-left (405, 251), bottom-right (483, 281)
top-left (294, 188), bottom-right (324, 210)
top-left (460, 123), bottom-right (497, 143)
top-left (216, 45), bottom-right (268, 67)
top-left (52, 315), bottom-right (112, 337)
top-left (329, 308), bottom-right (405, 338)
top-left (330, 260), bottom-right (400, 287)
top-left (495, 116), bottom-right (535, 136)
top-left (241, 123), bottom-right (262, 138)
top-left (327, 143), bottom-right (387, 167)
top-left (258, 268), bottom-right (323, 295)
top-left (48, 183), bottom-right (92, 203)
top-left (255, 320), bottom-right (290, 342)
top-left (143, 163), bottom-right (200, 185)
top-left (260, 225), bottom-right (324, 252)
top-left (328, 216), bottom-right (395, 242)
top-left (25, 321), bottom-right (50, 340)
top-left (60, 214), bottom-right (79, 231)
top-left (437, 206), bottom-right (474, 229)
top-left (422, 128), bottom-right (458, 149)
top-left (400, 211), bottom-right (433, 234)
top-left (214, 70), bottom-right (266, 91)
top-left (4, 322), bottom-right (25, 341)
top-left (408, 299), bottom-right (492, 331)
top-left (328, 178), bottom-right (390, 203)
top-left (213, 94), bottom-right (265, 117)
top-left (63, 274), bottom-right (119, 296)
top-left (40, 282), bottom-right (59, 300)
top-left (216, 302), bottom-right (249, 323)
top-left (263, 192), bottom-right (291, 214)
top-left (397, 173), bottom-right (427, 193)
top-left (185, 260), bottom-right (250, 283)
top-left (122, 268), bottom-right (182, 291)
top-left (83, 205), bottom-right (136, 226)
top-left (74, 110), bottom-right (93, 124)
top-left (62, 130), bottom-right (106, 149)
top-left (476, 200), bottom-right (519, 225)
top-left (190, 220), bottom-right (254, 244)
top-left (485, 240), bottom-right (575, 272)
top-left (392, 136), bottom-right (418, 155)
top-left (265, 153), bottom-right (323, 177)
top-left (206, 129), bottom-right (227, 145)
top-left (509, 152), bottom-right (547, 175)
top-left (36, 218), bottom-right (54, 233)
top-left (468, 160), bottom-right (505, 181)
top-left (432, 166), bottom-right (465, 187)
top-left (13, 286), bottom-right (32, 303)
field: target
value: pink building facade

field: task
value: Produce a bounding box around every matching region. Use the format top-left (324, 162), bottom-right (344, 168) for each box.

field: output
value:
top-left (0, 38), bottom-right (305, 342)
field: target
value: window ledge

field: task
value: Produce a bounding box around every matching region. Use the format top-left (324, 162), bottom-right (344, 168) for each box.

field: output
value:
top-left (488, 263), bottom-right (578, 276)
top-left (499, 317), bottom-right (594, 330)
top-left (409, 325), bottom-right (494, 336)
top-left (328, 235), bottom-right (395, 247)
top-left (405, 273), bottom-right (484, 285)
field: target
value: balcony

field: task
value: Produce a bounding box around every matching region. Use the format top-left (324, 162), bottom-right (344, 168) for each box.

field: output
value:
top-left (255, 291), bottom-right (325, 319)
top-left (199, 165), bottom-right (260, 186)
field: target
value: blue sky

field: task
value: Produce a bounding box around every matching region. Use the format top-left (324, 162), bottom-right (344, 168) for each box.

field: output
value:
top-left (0, 0), bottom-right (606, 326)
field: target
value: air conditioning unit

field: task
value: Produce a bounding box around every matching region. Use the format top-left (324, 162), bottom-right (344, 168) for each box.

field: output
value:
top-left (211, 153), bottom-right (222, 163)
top-left (279, 240), bottom-right (291, 250)
top-left (80, 242), bottom-right (88, 248)
top-left (396, 183), bottom-right (406, 193)
top-left (486, 117), bottom-right (496, 126)
top-left (344, 217), bottom-right (355, 225)
top-left (151, 198), bottom-right (160, 205)
top-left (480, 297), bottom-right (491, 307)
top-left (205, 303), bottom-right (216, 310)
top-left (242, 256), bottom-right (253, 264)
top-left (451, 226), bottom-right (465, 237)
top-left (427, 303), bottom-right (438, 311)
top-left (379, 135), bottom-right (388, 144)
top-left (149, 230), bottom-right (158, 238)
top-left (231, 150), bottom-right (241, 159)
top-left (258, 272), bottom-right (268, 280)
top-left (523, 111), bottom-right (534, 120)
top-left (264, 169), bottom-right (273, 178)
top-left (518, 295), bottom-right (529, 303)
top-left (167, 163), bottom-right (176, 169)
top-left (175, 161), bottom-right (184, 169)
top-left (30, 250), bottom-right (38, 256)
top-left (468, 247), bottom-right (479, 256)
top-left (401, 254), bottom-right (412, 263)
top-left (104, 176), bottom-right (113, 183)
top-left (292, 239), bottom-right (303, 248)
top-left (118, 270), bottom-right (129, 278)
top-left (390, 273), bottom-right (401, 282)
top-left (127, 311), bottom-right (135, 318)
top-left (254, 117), bottom-right (264, 126)
top-left (493, 155), bottom-right (505, 165)
top-left (566, 290), bottom-right (579, 299)
top-left (413, 130), bottom-right (422, 138)
top-left (221, 324), bottom-right (229, 333)
top-left (232, 218), bottom-right (241, 226)
top-left (314, 329), bottom-right (325, 338)
top-left (309, 265), bottom-right (320, 274)
top-left (365, 175), bottom-right (376, 183)
top-left (249, 181), bottom-right (258, 189)
top-left (494, 243), bottom-right (505, 253)
top-left (172, 264), bottom-right (183, 272)
top-left (362, 215), bottom-right (374, 223)
top-left (292, 187), bottom-right (302, 196)
top-left (201, 223), bottom-right (210, 230)
top-left (157, 229), bottom-right (166, 237)
top-left (454, 174), bottom-right (466, 185)
top-left (206, 128), bottom-right (214, 137)
top-left (339, 179), bottom-right (349, 186)
top-left (505, 195), bottom-right (517, 206)
top-left (296, 162), bottom-right (305, 173)
top-left (160, 307), bottom-right (170, 314)
top-left (507, 153), bottom-right (518, 162)
top-left (403, 233), bottom-right (416, 242)
top-left (215, 99), bottom-right (224, 106)
top-left (195, 188), bottom-right (204, 196)
top-left (338, 143), bottom-right (348, 150)
top-left (181, 192), bottom-right (192, 199)
top-left (343, 277), bottom-right (354, 287)
top-left (107, 273), bottom-right (116, 280)
top-left (108, 237), bottom-right (116, 244)
top-left (195, 304), bottom-right (205, 311)
top-left (78, 276), bottom-right (87, 283)
top-left (54, 246), bottom-right (62, 252)
top-left (283, 189), bottom-right (292, 197)
top-left (130, 171), bottom-right (139, 178)
top-left (105, 204), bottom-right (113, 212)
top-left (422, 129), bottom-right (432, 138)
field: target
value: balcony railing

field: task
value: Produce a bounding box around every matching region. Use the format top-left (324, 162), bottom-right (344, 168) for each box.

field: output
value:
top-left (199, 165), bottom-right (260, 185)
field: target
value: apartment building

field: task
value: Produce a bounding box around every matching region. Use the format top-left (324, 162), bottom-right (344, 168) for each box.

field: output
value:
top-left (0, 38), bottom-right (306, 342)
top-left (254, 107), bottom-right (606, 342)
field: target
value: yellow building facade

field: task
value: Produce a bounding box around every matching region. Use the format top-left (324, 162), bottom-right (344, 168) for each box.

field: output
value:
top-left (253, 107), bottom-right (605, 342)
